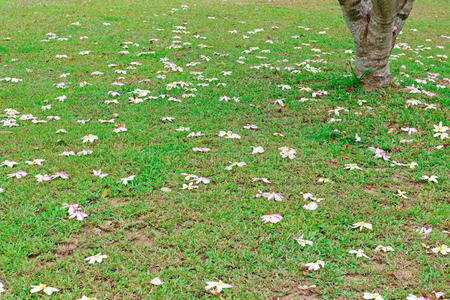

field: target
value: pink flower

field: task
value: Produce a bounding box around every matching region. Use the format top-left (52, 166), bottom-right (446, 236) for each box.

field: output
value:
top-left (67, 203), bottom-right (87, 221)
top-left (52, 172), bottom-right (69, 179)
top-left (195, 176), bottom-right (211, 184)
top-left (69, 210), bottom-right (88, 221)
top-left (368, 147), bottom-right (390, 161)
top-left (67, 203), bottom-right (79, 215)
top-left (262, 191), bottom-right (283, 201)
top-left (432, 291), bottom-right (445, 299)
top-left (119, 175), bottom-right (135, 185)
top-left (418, 226), bottom-right (432, 236)
top-left (261, 213), bottom-right (283, 224)
top-left (273, 99), bottom-right (285, 107)
top-left (113, 124), bottom-right (127, 133)
top-left (7, 170), bottom-right (27, 178)
top-left (93, 169), bottom-right (108, 178)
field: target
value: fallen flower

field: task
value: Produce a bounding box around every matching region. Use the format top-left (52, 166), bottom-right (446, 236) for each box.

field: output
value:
top-left (182, 182), bottom-right (198, 190)
top-left (406, 295), bottom-right (431, 300)
top-left (85, 253), bottom-right (107, 264)
top-left (375, 245), bottom-right (394, 252)
top-left (349, 249), bottom-right (371, 259)
top-left (431, 244), bottom-right (448, 255)
top-left (93, 169), bottom-right (108, 178)
top-left (368, 147), bottom-right (390, 161)
top-left (119, 175), bottom-right (135, 185)
top-left (262, 191), bottom-right (283, 201)
top-left (293, 234), bottom-right (313, 247)
top-left (303, 202), bottom-right (318, 211)
top-left (304, 260), bottom-right (325, 271)
top-left (0, 160), bottom-right (18, 168)
top-left (261, 213), bottom-right (283, 224)
top-left (352, 221), bottom-right (373, 231)
top-left (363, 292), bottom-right (384, 300)
top-left (81, 134), bottom-right (98, 143)
top-left (77, 296), bottom-right (97, 300)
top-left (251, 146), bottom-right (264, 154)
top-left (420, 175), bottom-right (438, 183)
top-left (150, 277), bottom-right (163, 286)
top-left (30, 284), bottom-right (59, 295)
top-left (52, 172), bottom-right (69, 179)
top-left (344, 163), bottom-right (362, 170)
top-left (35, 174), bottom-right (52, 182)
top-left (205, 281), bottom-right (232, 293)
top-left (195, 176), bottom-right (211, 184)
top-left (7, 170), bottom-right (27, 178)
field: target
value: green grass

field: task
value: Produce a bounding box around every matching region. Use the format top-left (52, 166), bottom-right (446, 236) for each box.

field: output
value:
top-left (0, 0), bottom-right (449, 299)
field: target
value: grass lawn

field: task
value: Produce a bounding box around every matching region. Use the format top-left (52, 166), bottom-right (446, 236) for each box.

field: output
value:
top-left (0, 0), bottom-right (448, 298)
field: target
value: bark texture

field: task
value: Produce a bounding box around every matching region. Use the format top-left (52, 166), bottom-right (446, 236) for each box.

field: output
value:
top-left (338, 0), bottom-right (415, 90)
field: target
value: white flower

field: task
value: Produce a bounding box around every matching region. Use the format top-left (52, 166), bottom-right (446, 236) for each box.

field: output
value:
top-left (35, 174), bottom-right (52, 182)
top-left (218, 131), bottom-right (241, 139)
top-left (301, 192), bottom-right (314, 200)
top-left (30, 284), bottom-right (59, 295)
top-left (77, 296), bottom-right (97, 300)
top-left (431, 244), bottom-right (448, 255)
top-left (401, 127), bottom-right (418, 135)
top-left (251, 146), bottom-right (264, 154)
top-left (205, 281), bottom-right (232, 293)
top-left (433, 122), bottom-right (448, 139)
top-left (225, 162), bottom-right (246, 170)
top-left (407, 162), bottom-right (418, 169)
top-left (363, 292), bottom-right (384, 300)
top-left (349, 249), bottom-right (371, 259)
top-left (119, 175), bottom-right (135, 185)
top-left (396, 190), bottom-right (408, 199)
top-left (150, 277), bottom-right (163, 286)
top-left (161, 117), bottom-right (174, 122)
top-left (375, 245), bottom-right (394, 252)
top-left (252, 177), bottom-right (271, 184)
top-left (0, 282), bottom-right (4, 293)
top-left (0, 160), bottom-right (18, 168)
top-left (278, 147), bottom-right (296, 159)
top-left (303, 202), bottom-right (318, 211)
top-left (85, 253), bottom-right (107, 264)
top-left (304, 260), bottom-right (325, 271)
top-left (420, 175), bottom-right (438, 183)
top-left (182, 182), bottom-right (198, 190)
top-left (26, 159), bottom-right (45, 166)
top-left (352, 221), bottom-right (373, 231)
top-left (81, 134), bottom-right (98, 143)
top-left (344, 163), bottom-right (362, 170)
top-left (318, 177), bottom-right (331, 183)
top-left (293, 234), bottom-right (313, 247)
top-left (243, 124), bottom-right (258, 130)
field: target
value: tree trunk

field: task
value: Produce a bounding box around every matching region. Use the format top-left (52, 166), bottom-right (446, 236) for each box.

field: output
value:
top-left (338, 0), bottom-right (415, 91)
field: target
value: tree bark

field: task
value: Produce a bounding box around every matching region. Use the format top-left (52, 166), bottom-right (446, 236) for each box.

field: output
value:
top-left (338, 0), bottom-right (415, 90)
